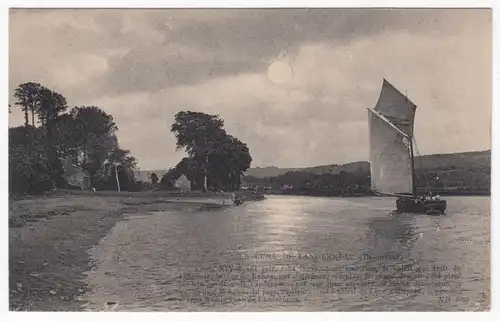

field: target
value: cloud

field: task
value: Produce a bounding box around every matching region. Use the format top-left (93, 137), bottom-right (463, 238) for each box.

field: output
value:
top-left (89, 8), bottom-right (491, 96)
top-left (9, 9), bottom-right (491, 170)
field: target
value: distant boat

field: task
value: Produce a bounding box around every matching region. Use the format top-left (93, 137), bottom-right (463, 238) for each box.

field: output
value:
top-left (367, 79), bottom-right (446, 215)
top-left (231, 193), bottom-right (244, 206)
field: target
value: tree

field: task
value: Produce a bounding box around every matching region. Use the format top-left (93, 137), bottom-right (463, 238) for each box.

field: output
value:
top-left (81, 133), bottom-right (118, 179)
top-left (106, 148), bottom-right (137, 172)
top-left (170, 111), bottom-right (252, 192)
top-left (11, 83), bottom-right (67, 193)
top-left (37, 88), bottom-right (68, 186)
top-left (171, 111), bottom-right (226, 153)
top-left (50, 106), bottom-right (125, 190)
top-left (159, 173), bottom-right (175, 190)
top-left (52, 113), bottom-right (79, 160)
top-left (160, 157), bottom-right (200, 190)
top-left (226, 135), bottom-right (252, 190)
top-left (13, 82), bottom-right (43, 127)
top-left (100, 148), bottom-right (138, 191)
top-left (36, 88), bottom-right (68, 126)
top-left (9, 82), bottom-right (140, 195)
top-left (9, 126), bottom-right (52, 194)
top-left (151, 173), bottom-right (159, 185)
top-left (171, 111), bottom-right (227, 191)
top-left (12, 84), bottom-right (69, 187)
top-left (206, 135), bottom-right (252, 191)
top-left (64, 106), bottom-right (118, 182)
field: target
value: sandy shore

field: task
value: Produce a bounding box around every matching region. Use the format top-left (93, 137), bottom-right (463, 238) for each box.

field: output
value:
top-left (9, 191), bottom-right (263, 311)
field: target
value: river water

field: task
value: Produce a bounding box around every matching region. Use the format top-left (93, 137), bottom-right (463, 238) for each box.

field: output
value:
top-left (81, 195), bottom-right (490, 311)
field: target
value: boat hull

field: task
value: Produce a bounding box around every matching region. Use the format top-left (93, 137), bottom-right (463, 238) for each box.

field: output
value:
top-left (396, 197), bottom-right (447, 215)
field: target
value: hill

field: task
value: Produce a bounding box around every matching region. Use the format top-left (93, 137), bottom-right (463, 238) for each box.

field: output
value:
top-left (137, 150), bottom-right (491, 195)
top-left (245, 150), bottom-right (491, 178)
top-left (245, 161), bottom-right (369, 178)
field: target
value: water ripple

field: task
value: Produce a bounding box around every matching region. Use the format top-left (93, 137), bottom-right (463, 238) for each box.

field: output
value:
top-left (81, 195), bottom-right (490, 311)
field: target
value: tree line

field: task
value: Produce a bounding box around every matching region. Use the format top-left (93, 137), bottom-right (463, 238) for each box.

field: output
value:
top-left (10, 85), bottom-right (254, 195)
top-left (242, 170), bottom-right (372, 195)
top-left (9, 82), bottom-right (139, 195)
top-left (242, 165), bottom-right (491, 196)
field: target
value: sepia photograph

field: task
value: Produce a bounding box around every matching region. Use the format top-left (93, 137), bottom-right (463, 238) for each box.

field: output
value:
top-left (6, 6), bottom-right (492, 313)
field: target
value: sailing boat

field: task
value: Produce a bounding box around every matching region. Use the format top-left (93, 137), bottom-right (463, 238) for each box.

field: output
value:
top-left (367, 79), bottom-right (447, 214)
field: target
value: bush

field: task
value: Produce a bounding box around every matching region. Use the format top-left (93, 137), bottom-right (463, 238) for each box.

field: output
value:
top-left (9, 129), bottom-right (53, 195)
top-left (93, 166), bottom-right (141, 192)
top-left (159, 174), bottom-right (176, 190)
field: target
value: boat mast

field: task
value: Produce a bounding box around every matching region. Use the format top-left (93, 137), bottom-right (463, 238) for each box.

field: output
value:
top-left (404, 89), bottom-right (416, 196)
top-left (409, 138), bottom-right (416, 196)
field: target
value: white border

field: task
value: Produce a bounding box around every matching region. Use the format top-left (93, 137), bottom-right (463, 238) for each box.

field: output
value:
top-left (1, 0), bottom-right (498, 8)
top-left (1, 2), bottom-right (497, 321)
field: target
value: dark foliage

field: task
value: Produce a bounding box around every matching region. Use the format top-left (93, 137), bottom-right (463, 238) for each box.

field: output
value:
top-left (9, 82), bottom-right (139, 195)
top-left (169, 111), bottom-right (252, 191)
top-left (150, 173), bottom-right (159, 184)
top-left (9, 126), bottom-right (53, 195)
top-left (242, 150), bottom-right (491, 195)
top-left (242, 169), bottom-right (371, 195)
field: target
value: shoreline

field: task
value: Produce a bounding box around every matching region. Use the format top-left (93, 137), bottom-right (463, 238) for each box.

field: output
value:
top-left (9, 191), bottom-right (264, 311)
top-left (267, 192), bottom-right (490, 197)
top-left (9, 195), bottom-right (125, 311)
top-left (9, 192), bottom-right (486, 310)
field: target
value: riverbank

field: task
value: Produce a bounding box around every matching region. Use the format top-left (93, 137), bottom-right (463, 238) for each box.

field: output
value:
top-left (269, 190), bottom-right (490, 197)
top-left (9, 191), bottom-right (265, 311)
top-left (48, 188), bottom-right (267, 200)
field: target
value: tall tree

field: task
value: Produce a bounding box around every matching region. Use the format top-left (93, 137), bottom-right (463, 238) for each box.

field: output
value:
top-left (36, 88), bottom-right (68, 125)
top-left (227, 136), bottom-right (252, 190)
top-left (50, 106), bottom-right (120, 189)
top-left (68, 106), bottom-right (118, 173)
top-left (170, 111), bottom-right (252, 192)
top-left (13, 82), bottom-right (43, 127)
top-left (207, 135), bottom-right (252, 191)
top-left (171, 111), bottom-right (227, 191)
top-left (105, 148), bottom-right (137, 172)
top-left (100, 148), bottom-right (138, 191)
top-left (37, 88), bottom-right (68, 186)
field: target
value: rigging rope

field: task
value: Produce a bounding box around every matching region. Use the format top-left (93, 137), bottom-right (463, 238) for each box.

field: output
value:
top-left (412, 136), bottom-right (431, 194)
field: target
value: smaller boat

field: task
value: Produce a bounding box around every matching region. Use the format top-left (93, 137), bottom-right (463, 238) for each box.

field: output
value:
top-left (231, 193), bottom-right (244, 206)
top-left (396, 194), bottom-right (446, 215)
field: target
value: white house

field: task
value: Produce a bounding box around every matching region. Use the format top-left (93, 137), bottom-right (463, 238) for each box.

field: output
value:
top-left (174, 174), bottom-right (191, 192)
top-left (61, 158), bottom-right (90, 190)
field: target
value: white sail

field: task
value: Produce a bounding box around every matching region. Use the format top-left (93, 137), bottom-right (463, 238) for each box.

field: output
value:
top-left (374, 79), bottom-right (417, 137)
top-left (368, 79), bottom-right (416, 195)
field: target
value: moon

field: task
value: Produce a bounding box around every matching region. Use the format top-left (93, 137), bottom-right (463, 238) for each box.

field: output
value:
top-left (267, 61), bottom-right (292, 84)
